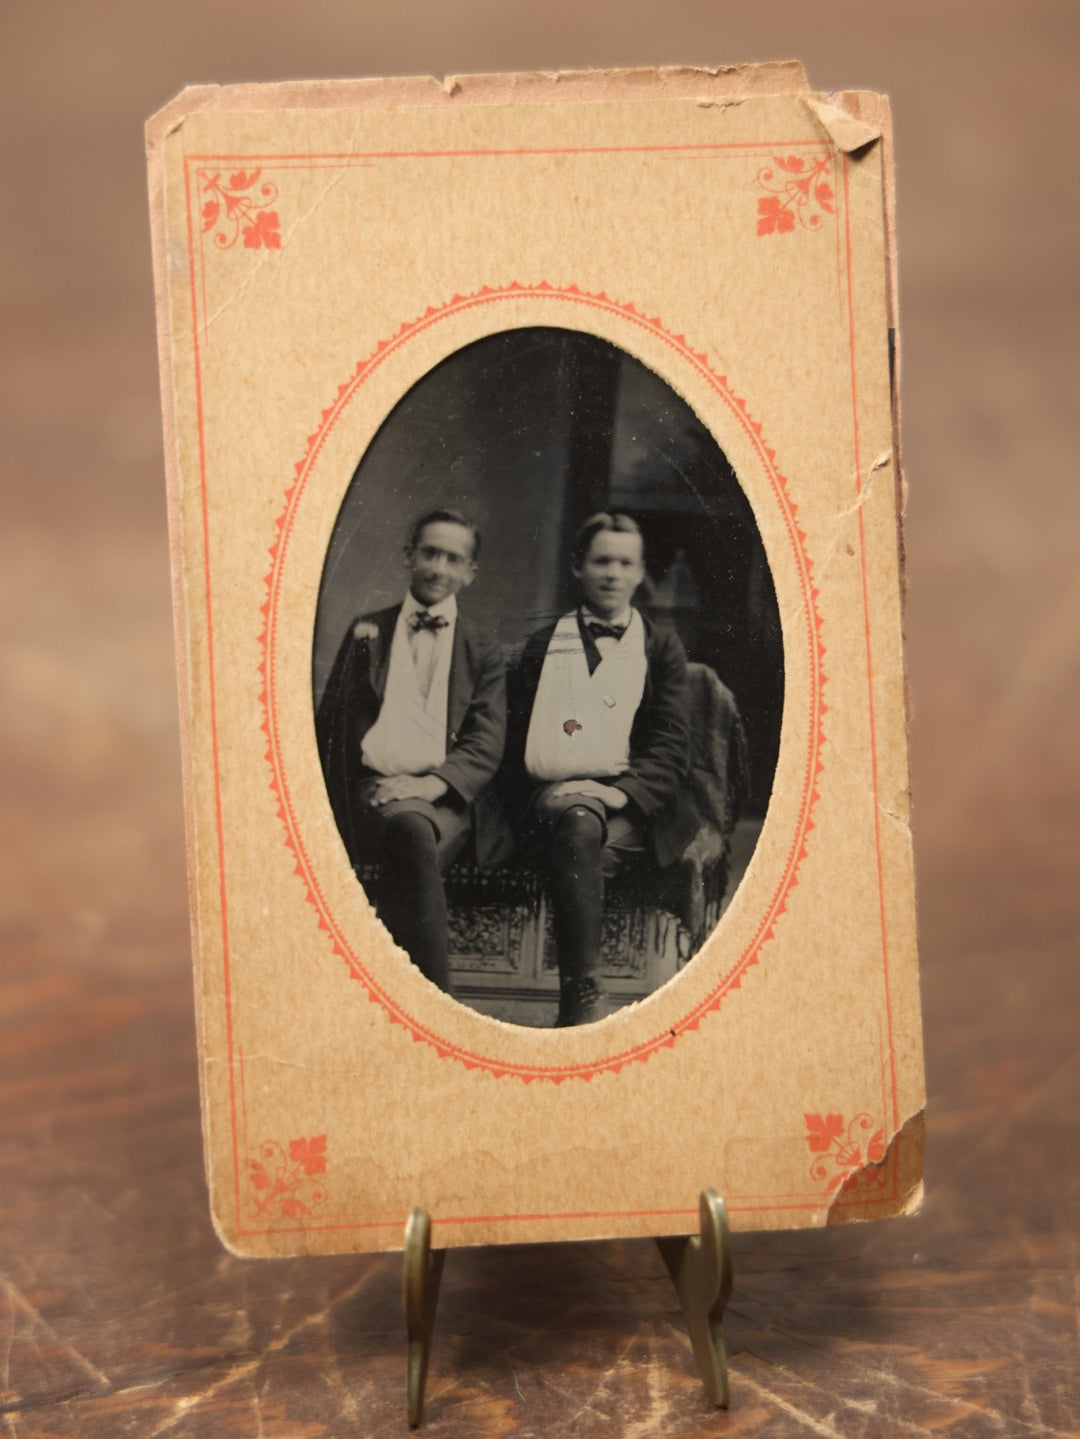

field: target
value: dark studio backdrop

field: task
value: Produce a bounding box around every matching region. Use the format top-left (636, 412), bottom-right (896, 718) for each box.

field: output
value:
top-left (313, 327), bottom-right (783, 815)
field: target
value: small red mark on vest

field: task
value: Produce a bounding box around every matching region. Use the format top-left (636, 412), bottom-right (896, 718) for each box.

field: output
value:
top-left (563, 718), bottom-right (582, 737)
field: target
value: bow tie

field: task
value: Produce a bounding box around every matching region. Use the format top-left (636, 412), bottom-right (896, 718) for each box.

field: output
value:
top-left (410, 610), bottom-right (448, 633)
top-left (586, 620), bottom-right (626, 642)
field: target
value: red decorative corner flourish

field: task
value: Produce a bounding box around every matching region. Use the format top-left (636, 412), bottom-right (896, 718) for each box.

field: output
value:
top-left (247, 1135), bottom-right (328, 1220)
top-left (201, 169), bottom-right (282, 250)
top-left (805, 1112), bottom-right (886, 1194)
top-left (756, 155), bottom-right (835, 235)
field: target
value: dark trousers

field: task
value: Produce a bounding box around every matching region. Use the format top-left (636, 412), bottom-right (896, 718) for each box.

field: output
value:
top-left (351, 784), bottom-right (470, 993)
top-left (529, 786), bottom-right (645, 987)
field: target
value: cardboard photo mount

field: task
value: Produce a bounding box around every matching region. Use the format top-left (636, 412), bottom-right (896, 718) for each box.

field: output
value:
top-left (147, 62), bottom-right (925, 1260)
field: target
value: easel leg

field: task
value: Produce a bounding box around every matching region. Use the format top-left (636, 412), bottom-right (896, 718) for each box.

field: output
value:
top-left (656, 1189), bottom-right (733, 1407)
top-left (403, 1207), bottom-right (446, 1427)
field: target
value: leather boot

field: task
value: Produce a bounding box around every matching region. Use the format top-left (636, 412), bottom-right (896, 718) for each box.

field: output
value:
top-left (554, 974), bottom-right (607, 1027)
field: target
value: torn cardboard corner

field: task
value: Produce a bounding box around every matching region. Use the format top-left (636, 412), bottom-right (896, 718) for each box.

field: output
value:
top-left (828, 1112), bottom-right (926, 1225)
top-left (806, 94), bottom-right (882, 153)
top-left (148, 65), bottom-right (924, 1257)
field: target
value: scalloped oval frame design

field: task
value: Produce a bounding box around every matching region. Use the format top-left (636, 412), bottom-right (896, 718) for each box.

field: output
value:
top-left (261, 283), bottom-right (826, 1083)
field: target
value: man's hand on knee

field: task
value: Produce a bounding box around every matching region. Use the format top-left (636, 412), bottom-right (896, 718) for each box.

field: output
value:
top-left (372, 774), bottom-right (449, 806)
top-left (546, 779), bottom-right (628, 812)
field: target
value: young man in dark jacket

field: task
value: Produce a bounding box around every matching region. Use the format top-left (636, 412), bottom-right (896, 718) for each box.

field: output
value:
top-left (316, 508), bottom-right (506, 993)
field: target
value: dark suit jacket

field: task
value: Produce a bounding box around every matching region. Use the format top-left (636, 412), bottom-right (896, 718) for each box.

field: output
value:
top-left (505, 609), bottom-right (699, 868)
top-left (315, 604), bottom-right (510, 867)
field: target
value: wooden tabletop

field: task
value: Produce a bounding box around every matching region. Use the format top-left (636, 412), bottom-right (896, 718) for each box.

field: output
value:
top-left (2, 4), bottom-right (1077, 1434)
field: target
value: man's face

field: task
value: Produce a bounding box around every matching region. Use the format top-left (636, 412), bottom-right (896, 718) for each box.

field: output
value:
top-left (574, 528), bottom-right (645, 619)
top-left (405, 521), bottom-right (477, 607)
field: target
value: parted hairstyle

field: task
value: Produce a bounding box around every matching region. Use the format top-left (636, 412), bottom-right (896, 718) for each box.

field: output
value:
top-left (572, 511), bottom-right (644, 565)
top-left (406, 507), bottom-right (482, 562)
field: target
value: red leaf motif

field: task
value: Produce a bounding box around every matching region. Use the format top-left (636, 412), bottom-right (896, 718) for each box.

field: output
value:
top-left (201, 200), bottom-right (219, 230)
top-left (777, 155), bottom-right (805, 173)
top-left (248, 1135), bottom-right (327, 1222)
top-left (229, 169), bottom-right (259, 190)
top-left (757, 195), bottom-right (783, 236)
top-left (804, 1112), bottom-right (844, 1152)
top-left (867, 1129), bottom-right (886, 1164)
top-left (815, 183), bottom-right (834, 204)
top-left (289, 1134), bottom-right (328, 1176)
top-left (243, 210), bottom-right (282, 250)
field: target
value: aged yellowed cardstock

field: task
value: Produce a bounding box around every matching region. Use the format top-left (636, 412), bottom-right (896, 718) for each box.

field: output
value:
top-left (148, 64), bottom-right (924, 1257)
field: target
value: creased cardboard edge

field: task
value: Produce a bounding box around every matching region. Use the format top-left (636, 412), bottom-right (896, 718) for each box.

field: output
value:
top-left (810, 90), bottom-right (913, 845)
top-left (828, 93), bottom-right (903, 542)
top-left (814, 92), bottom-right (923, 1226)
top-left (144, 61), bottom-right (809, 146)
top-left (829, 92), bottom-right (915, 859)
top-left (827, 1110), bottom-right (925, 1225)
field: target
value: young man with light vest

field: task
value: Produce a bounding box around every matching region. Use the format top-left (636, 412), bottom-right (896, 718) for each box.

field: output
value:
top-left (506, 512), bottom-right (697, 1026)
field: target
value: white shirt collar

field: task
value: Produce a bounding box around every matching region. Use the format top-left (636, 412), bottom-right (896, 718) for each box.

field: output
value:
top-left (403, 591), bottom-right (457, 624)
top-left (581, 604), bottom-right (633, 632)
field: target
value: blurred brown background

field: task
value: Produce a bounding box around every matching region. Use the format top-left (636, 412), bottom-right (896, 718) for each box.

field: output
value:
top-left (2, 3), bottom-right (1077, 1435)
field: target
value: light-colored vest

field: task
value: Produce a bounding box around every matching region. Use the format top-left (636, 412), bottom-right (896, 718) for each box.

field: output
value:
top-left (524, 610), bottom-right (647, 781)
top-left (361, 607), bottom-right (453, 776)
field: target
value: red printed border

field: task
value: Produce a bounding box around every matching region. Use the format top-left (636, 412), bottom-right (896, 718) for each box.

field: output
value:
top-left (179, 138), bottom-right (904, 1235)
top-left (259, 282), bottom-right (827, 1083)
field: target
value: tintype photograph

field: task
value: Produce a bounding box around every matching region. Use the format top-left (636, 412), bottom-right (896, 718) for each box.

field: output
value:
top-left (313, 328), bottom-right (783, 1027)
top-left (149, 70), bottom-right (923, 1253)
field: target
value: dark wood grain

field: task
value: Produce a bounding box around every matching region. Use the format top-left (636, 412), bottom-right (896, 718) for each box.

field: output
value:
top-left (2, 4), bottom-right (1078, 1434)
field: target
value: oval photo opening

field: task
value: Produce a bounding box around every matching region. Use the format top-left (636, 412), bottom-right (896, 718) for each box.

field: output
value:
top-left (313, 328), bottom-right (783, 1027)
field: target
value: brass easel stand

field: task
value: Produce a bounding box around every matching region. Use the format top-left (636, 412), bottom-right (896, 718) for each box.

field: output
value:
top-left (402, 1189), bottom-right (733, 1425)
top-left (655, 1188), bottom-right (733, 1407)
top-left (402, 1208), bottom-right (446, 1426)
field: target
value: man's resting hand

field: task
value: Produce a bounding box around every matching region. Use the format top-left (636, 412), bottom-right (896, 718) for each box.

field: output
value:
top-left (545, 779), bottom-right (628, 811)
top-left (371, 774), bottom-right (449, 806)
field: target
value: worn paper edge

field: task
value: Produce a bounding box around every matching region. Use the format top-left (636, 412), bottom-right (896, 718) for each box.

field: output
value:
top-left (813, 85), bottom-right (918, 1221)
top-left (829, 92), bottom-right (913, 782)
top-left (808, 89), bottom-right (911, 802)
top-left (820, 92), bottom-right (923, 1205)
top-left (145, 61), bottom-right (810, 145)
